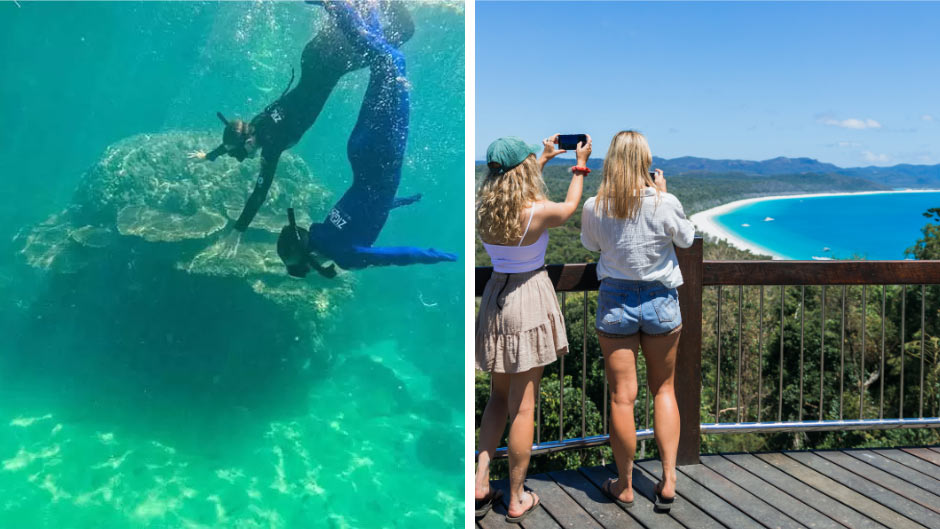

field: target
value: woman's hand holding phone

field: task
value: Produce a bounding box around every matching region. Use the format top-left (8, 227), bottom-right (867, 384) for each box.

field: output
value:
top-left (652, 168), bottom-right (666, 192)
top-left (538, 133), bottom-right (566, 168)
top-left (575, 134), bottom-right (592, 168)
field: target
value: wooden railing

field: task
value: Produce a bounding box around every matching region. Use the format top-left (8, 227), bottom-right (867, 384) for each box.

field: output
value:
top-left (475, 237), bottom-right (940, 465)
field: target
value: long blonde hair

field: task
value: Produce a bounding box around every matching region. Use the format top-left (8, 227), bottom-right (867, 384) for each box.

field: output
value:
top-left (595, 130), bottom-right (656, 219)
top-left (476, 154), bottom-right (547, 244)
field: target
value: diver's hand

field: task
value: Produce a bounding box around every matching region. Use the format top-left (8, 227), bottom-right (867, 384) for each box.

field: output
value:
top-left (188, 151), bottom-right (208, 161)
top-left (220, 230), bottom-right (242, 258)
top-left (539, 133), bottom-right (567, 167)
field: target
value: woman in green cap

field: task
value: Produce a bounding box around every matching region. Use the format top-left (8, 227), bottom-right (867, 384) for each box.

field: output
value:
top-left (474, 133), bottom-right (592, 523)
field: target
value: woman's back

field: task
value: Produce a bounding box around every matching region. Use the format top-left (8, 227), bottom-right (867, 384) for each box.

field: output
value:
top-left (581, 189), bottom-right (695, 288)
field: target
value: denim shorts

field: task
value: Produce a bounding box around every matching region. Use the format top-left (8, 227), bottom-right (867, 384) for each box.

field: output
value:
top-left (595, 278), bottom-right (682, 337)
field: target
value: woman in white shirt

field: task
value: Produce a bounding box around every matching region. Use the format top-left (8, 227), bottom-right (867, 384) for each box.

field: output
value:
top-left (580, 130), bottom-right (695, 512)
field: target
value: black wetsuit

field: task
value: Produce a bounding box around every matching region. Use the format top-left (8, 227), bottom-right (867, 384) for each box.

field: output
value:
top-left (207, 3), bottom-right (414, 232)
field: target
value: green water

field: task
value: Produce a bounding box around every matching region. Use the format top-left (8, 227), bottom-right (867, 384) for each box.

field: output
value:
top-left (0, 2), bottom-right (465, 528)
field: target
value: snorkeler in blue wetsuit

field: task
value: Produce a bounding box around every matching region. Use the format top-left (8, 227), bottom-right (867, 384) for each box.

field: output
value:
top-left (276, 1), bottom-right (457, 277)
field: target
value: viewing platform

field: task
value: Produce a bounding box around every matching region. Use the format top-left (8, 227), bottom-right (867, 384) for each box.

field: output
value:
top-left (475, 237), bottom-right (940, 528)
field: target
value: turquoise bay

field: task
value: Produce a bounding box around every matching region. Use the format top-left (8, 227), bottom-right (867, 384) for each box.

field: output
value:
top-left (713, 191), bottom-right (940, 260)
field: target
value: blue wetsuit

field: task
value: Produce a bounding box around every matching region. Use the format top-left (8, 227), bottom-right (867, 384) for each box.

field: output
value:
top-left (306, 3), bottom-right (457, 269)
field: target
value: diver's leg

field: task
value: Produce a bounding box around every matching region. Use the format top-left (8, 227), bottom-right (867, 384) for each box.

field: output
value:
top-left (342, 4), bottom-right (409, 194)
top-left (392, 193), bottom-right (421, 209)
top-left (349, 245), bottom-right (457, 267)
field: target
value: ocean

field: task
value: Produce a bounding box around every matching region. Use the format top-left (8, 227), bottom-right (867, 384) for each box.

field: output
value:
top-left (712, 191), bottom-right (940, 260)
top-left (0, 2), bottom-right (464, 528)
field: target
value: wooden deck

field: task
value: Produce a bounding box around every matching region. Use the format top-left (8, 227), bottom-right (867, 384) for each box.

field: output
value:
top-left (477, 447), bottom-right (940, 529)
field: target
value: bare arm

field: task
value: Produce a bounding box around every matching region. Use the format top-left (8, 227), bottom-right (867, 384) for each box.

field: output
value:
top-left (535, 135), bottom-right (592, 228)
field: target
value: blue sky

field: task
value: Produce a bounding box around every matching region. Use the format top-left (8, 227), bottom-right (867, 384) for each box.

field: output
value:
top-left (476, 1), bottom-right (940, 167)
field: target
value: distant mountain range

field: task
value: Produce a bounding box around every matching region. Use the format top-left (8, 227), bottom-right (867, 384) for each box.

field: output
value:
top-left (475, 155), bottom-right (940, 189)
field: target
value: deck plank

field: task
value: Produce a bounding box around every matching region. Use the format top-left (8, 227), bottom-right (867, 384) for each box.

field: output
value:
top-left (700, 454), bottom-right (843, 529)
top-left (547, 469), bottom-right (643, 529)
top-left (489, 478), bottom-right (563, 529)
top-left (637, 459), bottom-right (762, 529)
top-left (525, 473), bottom-right (604, 529)
top-left (902, 447), bottom-right (940, 467)
top-left (755, 452), bottom-right (923, 529)
top-left (724, 453), bottom-right (887, 529)
top-left (632, 463), bottom-right (726, 529)
top-left (583, 464), bottom-right (685, 529)
top-left (477, 487), bottom-right (524, 529)
top-left (785, 451), bottom-right (936, 528)
top-left (814, 450), bottom-right (940, 517)
top-left (679, 460), bottom-right (803, 529)
top-left (847, 449), bottom-right (940, 495)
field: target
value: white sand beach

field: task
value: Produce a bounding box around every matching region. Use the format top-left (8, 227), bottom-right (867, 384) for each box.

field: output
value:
top-left (689, 189), bottom-right (940, 260)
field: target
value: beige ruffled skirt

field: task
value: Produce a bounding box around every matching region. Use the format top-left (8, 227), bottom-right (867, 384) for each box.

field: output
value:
top-left (475, 268), bottom-right (569, 374)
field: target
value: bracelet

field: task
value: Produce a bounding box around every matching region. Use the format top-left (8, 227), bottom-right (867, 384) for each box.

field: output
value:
top-left (571, 165), bottom-right (591, 174)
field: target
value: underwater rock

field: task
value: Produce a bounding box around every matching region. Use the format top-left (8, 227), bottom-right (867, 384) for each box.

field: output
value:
top-left (18, 131), bottom-right (353, 319)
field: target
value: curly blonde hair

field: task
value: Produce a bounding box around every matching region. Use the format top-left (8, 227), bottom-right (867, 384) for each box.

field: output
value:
top-left (595, 130), bottom-right (656, 219)
top-left (476, 154), bottom-right (547, 244)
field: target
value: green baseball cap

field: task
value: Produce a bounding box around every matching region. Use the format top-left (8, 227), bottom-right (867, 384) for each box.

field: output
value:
top-left (486, 136), bottom-right (540, 173)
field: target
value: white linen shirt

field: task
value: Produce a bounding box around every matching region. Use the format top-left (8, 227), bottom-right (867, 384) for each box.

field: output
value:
top-left (580, 188), bottom-right (696, 288)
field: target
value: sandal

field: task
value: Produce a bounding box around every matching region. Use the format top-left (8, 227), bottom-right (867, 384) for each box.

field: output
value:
top-left (654, 480), bottom-right (676, 512)
top-left (602, 478), bottom-right (634, 509)
top-left (474, 489), bottom-right (503, 519)
top-left (505, 490), bottom-right (540, 524)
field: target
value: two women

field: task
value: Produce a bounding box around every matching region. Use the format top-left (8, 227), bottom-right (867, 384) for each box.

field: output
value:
top-left (475, 130), bottom-right (694, 519)
top-left (475, 134), bottom-right (591, 522)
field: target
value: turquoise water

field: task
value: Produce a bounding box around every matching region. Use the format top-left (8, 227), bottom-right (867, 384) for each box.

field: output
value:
top-left (0, 2), bottom-right (464, 528)
top-left (713, 191), bottom-right (940, 260)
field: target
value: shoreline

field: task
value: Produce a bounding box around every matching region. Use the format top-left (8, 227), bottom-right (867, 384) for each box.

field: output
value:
top-left (689, 189), bottom-right (940, 260)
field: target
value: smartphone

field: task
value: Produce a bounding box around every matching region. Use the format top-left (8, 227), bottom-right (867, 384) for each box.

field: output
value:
top-left (557, 134), bottom-right (587, 151)
top-left (649, 171), bottom-right (657, 180)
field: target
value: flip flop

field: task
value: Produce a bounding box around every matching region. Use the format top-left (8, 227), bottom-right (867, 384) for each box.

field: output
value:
top-left (505, 491), bottom-right (540, 524)
top-left (474, 489), bottom-right (503, 519)
top-left (602, 478), bottom-right (634, 509)
top-left (654, 481), bottom-right (676, 512)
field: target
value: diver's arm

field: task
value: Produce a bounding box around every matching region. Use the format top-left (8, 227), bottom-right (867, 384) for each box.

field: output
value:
top-left (205, 145), bottom-right (227, 162)
top-left (344, 245), bottom-right (457, 268)
top-left (392, 193), bottom-right (421, 209)
top-left (233, 151), bottom-right (279, 232)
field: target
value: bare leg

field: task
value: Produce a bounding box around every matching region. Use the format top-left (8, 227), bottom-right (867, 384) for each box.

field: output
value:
top-left (640, 329), bottom-right (681, 499)
top-left (475, 372), bottom-right (510, 500)
top-left (600, 333), bottom-right (639, 503)
top-left (506, 366), bottom-right (543, 518)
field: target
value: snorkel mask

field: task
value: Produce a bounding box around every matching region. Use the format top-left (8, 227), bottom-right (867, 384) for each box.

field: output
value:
top-left (277, 209), bottom-right (338, 279)
top-left (216, 112), bottom-right (255, 162)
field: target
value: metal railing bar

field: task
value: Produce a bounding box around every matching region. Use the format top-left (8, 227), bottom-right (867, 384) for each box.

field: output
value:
top-left (560, 292), bottom-right (566, 443)
top-left (758, 285), bottom-right (764, 423)
top-left (481, 417), bottom-right (940, 459)
top-left (737, 285), bottom-right (743, 423)
top-left (900, 286), bottom-right (906, 418)
top-left (820, 286), bottom-right (826, 421)
top-left (799, 285), bottom-right (805, 422)
top-left (717, 285), bottom-right (722, 423)
top-left (840, 285), bottom-right (846, 421)
top-left (582, 291), bottom-right (587, 439)
top-left (779, 285), bottom-right (785, 422)
top-left (920, 284), bottom-right (926, 419)
top-left (880, 285), bottom-right (886, 420)
top-left (861, 285), bottom-right (866, 420)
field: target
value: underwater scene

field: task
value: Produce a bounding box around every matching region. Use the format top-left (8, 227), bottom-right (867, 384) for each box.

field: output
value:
top-left (0, 2), bottom-right (464, 528)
